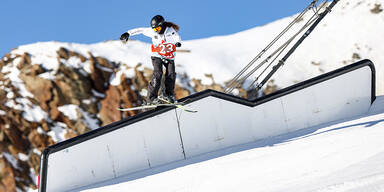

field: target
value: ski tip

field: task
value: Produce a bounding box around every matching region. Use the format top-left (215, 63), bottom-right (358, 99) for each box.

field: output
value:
top-left (116, 107), bottom-right (128, 111)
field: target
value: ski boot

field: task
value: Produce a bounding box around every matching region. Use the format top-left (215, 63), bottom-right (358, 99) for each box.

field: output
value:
top-left (159, 94), bottom-right (177, 104)
top-left (144, 97), bottom-right (161, 105)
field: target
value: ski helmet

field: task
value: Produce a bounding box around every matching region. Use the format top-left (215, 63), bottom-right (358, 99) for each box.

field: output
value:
top-left (150, 15), bottom-right (165, 28)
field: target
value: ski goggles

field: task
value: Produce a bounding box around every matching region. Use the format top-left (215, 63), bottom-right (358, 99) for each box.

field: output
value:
top-left (153, 26), bottom-right (162, 32)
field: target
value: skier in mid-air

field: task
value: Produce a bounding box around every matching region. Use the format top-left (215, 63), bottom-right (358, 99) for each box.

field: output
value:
top-left (120, 15), bottom-right (182, 104)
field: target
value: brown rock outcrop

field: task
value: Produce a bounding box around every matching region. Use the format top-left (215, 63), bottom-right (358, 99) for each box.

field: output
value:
top-left (0, 89), bottom-right (6, 102)
top-left (1, 123), bottom-right (28, 153)
top-left (174, 85), bottom-right (190, 99)
top-left (0, 157), bottom-right (17, 192)
top-left (0, 105), bottom-right (38, 191)
top-left (17, 53), bottom-right (32, 70)
top-left (88, 54), bottom-right (113, 93)
top-left (117, 74), bottom-right (140, 117)
top-left (19, 74), bottom-right (53, 112)
top-left (134, 64), bottom-right (149, 89)
top-left (57, 47), bottom-right (70, 60)
top-left (99, 86), bottom-right (121, 126)
top-left (28, 129), bottom-right (54, 151)
top-left (57, 47), bottom-right (87, 62)
top-left (54, 62), bottom-right (92, 105)
top-left (191, 78), bottom-right (223, 93)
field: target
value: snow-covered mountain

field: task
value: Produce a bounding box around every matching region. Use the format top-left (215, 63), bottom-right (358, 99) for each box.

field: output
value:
top-left (0, 0), bottom-right (383, 191)
top-left (8, 0), bottom-right (384, 94)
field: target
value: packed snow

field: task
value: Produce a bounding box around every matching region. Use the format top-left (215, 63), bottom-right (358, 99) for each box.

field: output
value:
top-left (75, 96), bottom-right (384, 192)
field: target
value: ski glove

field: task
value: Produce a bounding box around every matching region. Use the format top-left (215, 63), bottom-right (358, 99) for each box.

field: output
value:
top-left (175, 42), bottom-right (181, 47)
top-left (120, 32), bottom-right (130, 42)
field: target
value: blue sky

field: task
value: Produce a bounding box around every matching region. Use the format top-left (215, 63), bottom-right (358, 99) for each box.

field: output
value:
top-left (0, 0), bottom-right (313, 56)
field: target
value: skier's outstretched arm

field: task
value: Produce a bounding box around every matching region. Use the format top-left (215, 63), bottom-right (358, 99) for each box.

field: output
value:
top-left (120, 27), bottom-right (153, 42)
top-left (127, 27), bottom-right (153, 37)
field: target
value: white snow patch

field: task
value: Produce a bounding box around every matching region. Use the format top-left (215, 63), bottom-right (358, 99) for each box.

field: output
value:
top-left (5, 100), bottom-right (23, 110)
top-left (201, 76), bottom-right (213, 85)
top-left (14, 98), bottom-right (48, 122)
top-left (11, 44), bottom-right (60, 72)
top-left (33, 54), bottom-right (59, 72)
top-left (18, 153), bottom-right (29, 161)
top-left (2, 153), bottom-right (20, 170)
top-left (124, 68), bottom-right (136, 78)
top-left (47, 122), bottom-right (68, 143)
top-left (55, 105), bottom-right (99, 130)
top-left (37, 127), bottom-right (45, 134)
top-left (189, 81), bottom-right (195, 87)
top-left (58, 104), bottom-right (79, 120)
top-left (2, 58), bottom-right (34, 98)
top-left (27, 188), bottom-right (38, 192)
top-left (62, 57), bottom-right (83, 69)
top-left (29, 168), bottom-right (38, 188)
top-left (78, 108), bottom-right (100, 130)
top-left (38, 71), bottom-right (57, 80)
top-left (110, 67), bottom-right (136, 86)
top-left (79, 69), bottom-right (88, 77)
top-left (231, 88), bottom-right (240, 96)
top-left (83, 60), bottom-right (92, 74)
top-left (82, 99), bottom-right (91, 105)
top-left (33, 149), bottom-right (41, 156)
top-left (0, 110), bottom-right (6, 115)
top-left (92, 89), bottom-right (105, 98)
top-left (110, 71), bottom-right (122, 86)
top-left (97, 65), bottom-right (113, 72)
top-left (139, 89), bottom-right (147, 97)
top-left (6, 91), bottom-right (15, 99)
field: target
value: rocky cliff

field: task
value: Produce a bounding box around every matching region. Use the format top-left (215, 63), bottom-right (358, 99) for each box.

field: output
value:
top-left (0, 46), bottom-right (228, 191)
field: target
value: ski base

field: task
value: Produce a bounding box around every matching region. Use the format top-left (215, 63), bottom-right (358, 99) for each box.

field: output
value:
top-left (117, 99), bottom-right (197, 113)
top-left (158, 97), bottom-right (197, 113)
top-left (116, 103), bottom-right (175, 111)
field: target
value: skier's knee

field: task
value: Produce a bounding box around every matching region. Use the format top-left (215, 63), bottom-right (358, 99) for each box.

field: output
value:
top-left (168, 72), bottom-right (176, 80)
top-left (153, 71), bottom-right (163, 79)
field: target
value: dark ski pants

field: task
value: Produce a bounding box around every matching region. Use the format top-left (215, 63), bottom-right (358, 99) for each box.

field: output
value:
top-left (147, 56), bottom-right (176, 102)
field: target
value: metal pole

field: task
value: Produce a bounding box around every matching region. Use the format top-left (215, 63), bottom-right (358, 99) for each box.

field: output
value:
top-left (256, 0), bottom-right (340, 92)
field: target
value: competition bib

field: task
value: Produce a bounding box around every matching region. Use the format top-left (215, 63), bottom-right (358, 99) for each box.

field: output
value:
top-left (152, 43), bottom-right (176, 59)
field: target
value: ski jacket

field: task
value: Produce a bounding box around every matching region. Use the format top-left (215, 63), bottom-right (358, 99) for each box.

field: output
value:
top-left (127, 26), bottom-right (181, 60)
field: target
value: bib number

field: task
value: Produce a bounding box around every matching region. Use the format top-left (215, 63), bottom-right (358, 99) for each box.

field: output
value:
top-left (152, 43), bottom-right (176, 59)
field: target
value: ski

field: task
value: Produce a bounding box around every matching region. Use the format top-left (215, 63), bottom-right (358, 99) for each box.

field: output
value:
top-left (158, 97), bottom-right (197, 113)
top-left (116, 103), bottom-right (177, 111)
top-left (116, 99), bottom-right (197, 113)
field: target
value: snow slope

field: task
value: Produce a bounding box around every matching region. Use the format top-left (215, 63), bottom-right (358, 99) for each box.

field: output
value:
top-left (10, 0), bottom-right (384, 95)
top-left (76, 96), bottom-right (384, 192)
